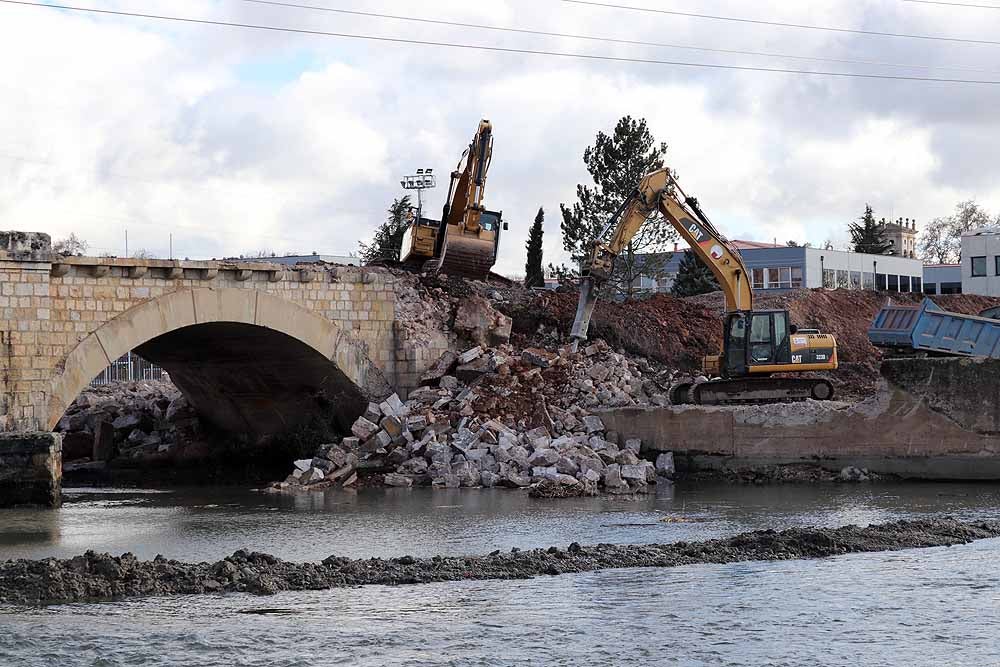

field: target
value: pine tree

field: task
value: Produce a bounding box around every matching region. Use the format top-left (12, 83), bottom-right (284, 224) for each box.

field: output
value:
top-left (849, 204), bottom-right (892, 255)
top-left (670, 250), bottom-right (720, 297)
top-left (359, 195), bottom-right (413, 264)
top-left (524, 206), bottom-right (545, 288)
top-left (558, 116), bottom-right (677, 298)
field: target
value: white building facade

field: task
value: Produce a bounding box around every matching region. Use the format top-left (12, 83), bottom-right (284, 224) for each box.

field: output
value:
top-left (961, 229), bottom-right (1000, 296)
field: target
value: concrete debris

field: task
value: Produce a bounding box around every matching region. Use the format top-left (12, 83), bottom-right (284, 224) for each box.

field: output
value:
top-left (453, 295), bottom-right (512, 347)
top-left (655, 452), bottom-right (676, 479)
top-left (458, 346), bottom-right (483, 364)
top-left (351, 417), bottom-right (379, 441)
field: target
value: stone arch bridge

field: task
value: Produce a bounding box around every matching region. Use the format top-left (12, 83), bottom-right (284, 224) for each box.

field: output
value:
top-left (0, 232), bottom-right (450, 436)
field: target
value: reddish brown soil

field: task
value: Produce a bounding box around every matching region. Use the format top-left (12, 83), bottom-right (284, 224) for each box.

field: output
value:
top-left (507, 288), bottom-right (1000, 399)
top-left (506, 291), bottom-right (721, 370)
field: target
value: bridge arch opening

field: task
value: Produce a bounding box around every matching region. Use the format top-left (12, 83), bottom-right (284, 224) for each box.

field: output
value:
top-left (49, 289), bottom-right (382, 443)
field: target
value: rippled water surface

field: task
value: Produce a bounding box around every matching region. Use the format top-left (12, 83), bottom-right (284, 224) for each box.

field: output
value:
top-left (3, 482), bottom-right (1000, 665)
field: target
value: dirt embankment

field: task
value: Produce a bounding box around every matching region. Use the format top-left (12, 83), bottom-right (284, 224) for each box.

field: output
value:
top-left (506, 289), bottom-right (1000, 400)
top-left (2, 518), bottom-right (995, 605)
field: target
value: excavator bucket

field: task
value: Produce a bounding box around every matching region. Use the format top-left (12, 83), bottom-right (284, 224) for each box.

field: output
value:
top-left (437, 228), bottom-right (496, 278)
top-left (436, 209), bottom-right (503, 279)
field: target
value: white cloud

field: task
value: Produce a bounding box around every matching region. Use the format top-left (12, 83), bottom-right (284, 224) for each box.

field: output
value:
top-left (2, 0), bottom-right (1000, 269)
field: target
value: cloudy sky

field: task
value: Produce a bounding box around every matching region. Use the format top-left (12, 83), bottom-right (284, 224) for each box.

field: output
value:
top-left (3, 0), bottom-right (1000, 274)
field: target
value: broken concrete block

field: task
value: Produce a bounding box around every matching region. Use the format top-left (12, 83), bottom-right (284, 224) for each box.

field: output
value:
top-left (522, 347), bottom-right (557, 368)
top-left (588, 364), bottom-right (611, 382)
top-left (302, 467), bottom-right (325, 484)
top-left (456, 355), bottom-right (494, 383)
top-left (405, 414), bottom-right (428, 432)
top-left (528, 448), bottom-right (560, 466)
top-left (380, 415), bottom-right (403, 439)
top-left (440, 375), bottom-right (459, 391)
top-left (293, 458), bottom-right (313, 472)
top-left (454, 295), bottom-right (513, 346)
top-left (364, 402), bottom-right (382, 423)
top-left (351, 416), bottom-right (379, 441)
top-left (375, 430), bottom-right (393, 449)
top-left (421, 350), bottom-right (458, 385)
top-left (604, 463), bottom-right (626, 488)
top-left (458, 346), bottom-right (483, 364)
top-left (655, 452), bottom-right (676, 478)
top-left (619, 464), bottom-right (646, 481)
top-left (384, 473), bottom-right (413, 487)
top-left (582, 415), bottom-right (605, 434)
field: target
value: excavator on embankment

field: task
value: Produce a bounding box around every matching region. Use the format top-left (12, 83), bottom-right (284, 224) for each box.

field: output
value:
top-left (570, 167), bottom-right (839, 405)
top-left (399, 119), bottom-right (507, 279)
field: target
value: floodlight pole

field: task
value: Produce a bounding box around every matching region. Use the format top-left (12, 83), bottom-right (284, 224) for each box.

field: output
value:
top-left (400, 168), bottom-right (437, 225)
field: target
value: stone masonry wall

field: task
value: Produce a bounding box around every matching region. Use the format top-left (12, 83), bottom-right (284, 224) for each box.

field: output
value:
top-left (0, 432), bottom-right (62, 507)
top-left (1, 240), bottom-right (405, 432)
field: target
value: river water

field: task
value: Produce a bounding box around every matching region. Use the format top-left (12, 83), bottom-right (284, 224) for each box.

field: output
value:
top-left (3, 482), bottom-right (1000, 665)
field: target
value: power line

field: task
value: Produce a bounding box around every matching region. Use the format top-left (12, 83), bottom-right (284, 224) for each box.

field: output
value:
top-left (901, 0), bottom-right (1000, 8)
top-left (558, 0), bottom-right (1000, 46)
top-left (3, 0), bottom-right (1000, 85)
top-left (230, 0), bottom-right (1000, 75)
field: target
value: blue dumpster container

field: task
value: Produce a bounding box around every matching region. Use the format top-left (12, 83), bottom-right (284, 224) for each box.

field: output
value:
top-left (868, 298), bottom-right (1000, 358)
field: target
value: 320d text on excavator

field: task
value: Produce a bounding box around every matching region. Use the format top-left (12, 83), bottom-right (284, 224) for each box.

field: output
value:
top-left (570, 167), bottom-right (838, 405)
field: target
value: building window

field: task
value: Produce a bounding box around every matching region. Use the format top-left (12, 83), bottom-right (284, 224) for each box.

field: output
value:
top-left (972, 256), bottom-right (987, 277)
top-left (756, 266), bottom-right (799, 289)
top-left (863, 272), bottom-right (874, 289)
top-left (912, 277), bottom-right (922, 293)
top-left (888, 274), bottom-right (899, 291)
top-left (925, 282), bottom-right (937, 295)
top-left (900, 275), bottom-right (911, 293)
top-left (941, 282), bottom-right (962, 294)
top-left (767, 267), bottom-right (781, 288)
top-left (996, 256), bottom-right (1000, 276)
top-left (836, 270), bottom-right (849, 289)
top-left (850, 271), bottom-right (862, 289)
top-left (876, 273), bottom-right (887, 290)
top-left (823, 269), bottom-right (835, 289)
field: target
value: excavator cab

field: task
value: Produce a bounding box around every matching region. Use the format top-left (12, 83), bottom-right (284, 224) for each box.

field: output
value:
top-left (722, 310), bottom-right (793, 377)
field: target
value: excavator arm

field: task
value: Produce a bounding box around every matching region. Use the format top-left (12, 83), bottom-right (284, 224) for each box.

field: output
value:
top-left (570, 167), bottom-right (753, 344)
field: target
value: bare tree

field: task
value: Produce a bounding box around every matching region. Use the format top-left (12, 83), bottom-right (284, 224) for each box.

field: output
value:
top-left (52, 233), bottom-right (89, 256)
top-left (918, 199), bottom-right (1000, 263)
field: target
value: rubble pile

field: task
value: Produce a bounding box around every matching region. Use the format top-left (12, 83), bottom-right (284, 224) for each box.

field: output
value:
top-left (269, 341), bottom-right (681, 496)
top-left (54, 381), bottom-right (199, 464)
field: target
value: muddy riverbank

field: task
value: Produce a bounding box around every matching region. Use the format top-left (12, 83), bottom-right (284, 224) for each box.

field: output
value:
top-left (2, 518), bottom-right (996, 605)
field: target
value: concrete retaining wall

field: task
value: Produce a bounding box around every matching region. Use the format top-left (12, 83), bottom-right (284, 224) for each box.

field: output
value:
top-left (0, 432), bottom-right (61, 507)
top-left (598, 358), bottom-right (1000, 480)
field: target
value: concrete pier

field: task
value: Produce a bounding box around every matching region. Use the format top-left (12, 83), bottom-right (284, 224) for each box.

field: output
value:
top-left (0, 432), bottom-right (62, 507)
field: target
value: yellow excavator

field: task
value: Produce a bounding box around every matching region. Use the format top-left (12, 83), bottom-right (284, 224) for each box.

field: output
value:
top-left (570, 167), bottom-right (838, 404)
top-left (399, 119), bottom-right (507, 279)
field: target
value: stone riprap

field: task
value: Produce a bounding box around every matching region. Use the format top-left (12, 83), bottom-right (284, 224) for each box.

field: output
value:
top-left (1, 518), bottom-right (995, 605)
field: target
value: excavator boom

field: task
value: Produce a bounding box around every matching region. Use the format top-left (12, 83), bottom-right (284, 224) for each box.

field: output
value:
top-left (400, 119), bottom-right (505, 279)
top-left (571, 168), bottom-right (752, 343)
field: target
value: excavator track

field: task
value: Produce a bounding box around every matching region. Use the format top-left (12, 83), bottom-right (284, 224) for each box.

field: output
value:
top-left (670, 377), bottom-right (834, 405)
